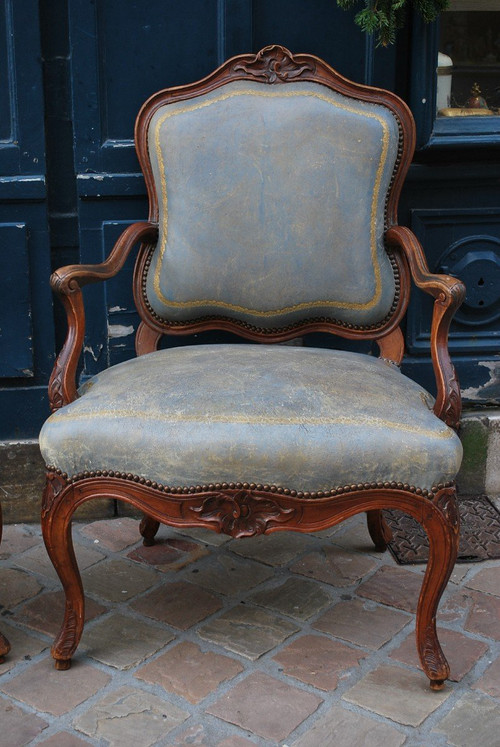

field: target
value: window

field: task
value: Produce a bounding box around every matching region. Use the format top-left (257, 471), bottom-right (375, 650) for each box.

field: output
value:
top-left (411, 1), bottom-right (500, 148)
top-left (438, 1), bottom-right (500, 117)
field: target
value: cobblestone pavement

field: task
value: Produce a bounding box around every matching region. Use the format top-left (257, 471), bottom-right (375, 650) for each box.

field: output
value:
top-left (1, 513), bottom-right (500, 746)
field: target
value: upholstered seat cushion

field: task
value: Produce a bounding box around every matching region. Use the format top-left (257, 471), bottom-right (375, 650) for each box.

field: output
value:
top-left (39, 345), bottom-right (462, 493)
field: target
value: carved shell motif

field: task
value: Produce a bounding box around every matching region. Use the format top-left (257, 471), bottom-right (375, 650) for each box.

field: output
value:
top-left (232, 45), bottom-right (315, 84)
top-left (186, 490), bottom-right (297, 537)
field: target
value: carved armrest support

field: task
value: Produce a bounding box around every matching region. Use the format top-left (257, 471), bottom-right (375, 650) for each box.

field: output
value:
top-left (385, 225), bottom-right (466, 430)
top-left (48, 221), bottom-right (158, 412)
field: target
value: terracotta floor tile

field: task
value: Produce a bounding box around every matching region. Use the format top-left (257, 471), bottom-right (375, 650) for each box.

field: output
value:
top-left (356, 564), bottom-right (423, 613)
top-left (15, 590), bottom-right (106, 638)
top-left (0, 622), bottom-right (48, 675)
top-left (187, 553), bottom-right (273, 595)
top-left (291, 546), bottom-right (377, 587)
top-left (0, 524), bottom-right (40, 559)
top-left (472, 655), bottom-right (500, 698)
top-left (0, 695), bottom-right (48, 744)
top-left (230, 532), bottom-right (316, 566)
top-left (466, 566), bottom-right (500, 597)
top-left (249, 577), bottom-right (332, 620)
top-left (433, 691), bottom-right (500, 746)
top-left (79, 517), bottom-right (142, 551)
top-left (439, 588), bottom-right (474, 623)
top-left (135, 641), bottom-right (243, 703)
top-left (273, 634), bottom-right (364, 690)
top-left (80, 611), bottom-right (173, 669)
top-left (292, 703), bottom-right (406, 747)
top-left (38, 733), bottom-right (90, 746)
top-left (330, 521), bottom-right (387, 557)
top-left (131, 580), bottom-right (222, 629)
top-left (171, 724), bottom-right (212, 746)
top-left (174, 526), bottom-right (231, 546)
top-left (165, 724), bottom-right (255, 747)
top-left (127, 536), bottom-right (208, 571)
top-left (313, 598), bottom-right (410, 649)
top-left (198, 604), bottom-right (298, 659)
top-left (449, 564), bottom-right (473, 585)
top-left (0, 657), bottom-right (111, 716)
top-left (14, 542), bottom-right (105, 580)
top-left (74, 685), bottom-right (189, 746)
top-left (465, 590), bottom-right (500, 640)
top-left (207, 672), bottom-right (322, 741)
top-left (82, 557), bottom-right (159, 602)
top-left (0, 567), bottom-right (42, 609)
top-left (343, 664), bottom-right (451, 727)
top-left (390, 627), bottom-right (488, 681)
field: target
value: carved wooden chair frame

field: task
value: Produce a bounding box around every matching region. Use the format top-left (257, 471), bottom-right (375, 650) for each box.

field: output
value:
top-left (42, 46), bottom-right (465, 689)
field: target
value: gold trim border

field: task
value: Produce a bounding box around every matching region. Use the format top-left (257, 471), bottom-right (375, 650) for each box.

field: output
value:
top-left (150, 87), bottom-right (392, 316)
top-left (49, 407), bottom-right (454, 440)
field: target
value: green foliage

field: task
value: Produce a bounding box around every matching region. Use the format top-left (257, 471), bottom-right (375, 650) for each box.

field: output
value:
top-left (336, 0), bottom-right (449, 46)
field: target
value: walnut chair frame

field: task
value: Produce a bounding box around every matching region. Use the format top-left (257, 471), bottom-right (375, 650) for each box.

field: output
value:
top-left (41, 46), bottom-right (465, 689)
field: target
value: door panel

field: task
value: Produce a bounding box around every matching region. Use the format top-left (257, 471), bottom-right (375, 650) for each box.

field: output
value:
top-left (0, 0), bottom-right (54, 437)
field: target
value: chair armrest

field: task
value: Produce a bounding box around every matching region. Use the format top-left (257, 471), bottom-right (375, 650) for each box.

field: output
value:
top-left (48, 221), bottom-right (158, 412)
top-left (386, 225), bottom-right (466, 430)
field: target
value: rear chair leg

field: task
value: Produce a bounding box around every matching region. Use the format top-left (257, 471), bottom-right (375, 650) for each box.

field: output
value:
top-left (0, 630), bottom-right (10, 663)
top-left (366, 509), bottom-right (392, 552)
top-left (140, 515), bottom-right (160, 546)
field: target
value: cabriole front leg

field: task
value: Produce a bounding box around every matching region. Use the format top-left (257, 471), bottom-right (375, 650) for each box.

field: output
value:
top-left (416, 486), bottom-right (460, 689)
top-left (41, 473), bottom-right (84, 670)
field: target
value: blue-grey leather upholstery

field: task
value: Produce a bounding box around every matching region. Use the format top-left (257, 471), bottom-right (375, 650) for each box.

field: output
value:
top-left (40, 346), bottom-right (462, 493)
top-left (145, 81), bottom-right (399, 328)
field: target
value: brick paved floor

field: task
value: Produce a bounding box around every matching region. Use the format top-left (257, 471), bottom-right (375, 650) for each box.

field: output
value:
top-left (1, 514), bottom-right (500, 746)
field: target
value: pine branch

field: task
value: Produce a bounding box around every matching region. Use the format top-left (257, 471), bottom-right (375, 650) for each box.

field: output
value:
top-left (336, 0), bottom-right (449, 46)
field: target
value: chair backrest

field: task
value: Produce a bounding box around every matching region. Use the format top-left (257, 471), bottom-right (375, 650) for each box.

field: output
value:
top-left (134, 46), bottom-right (415, 340)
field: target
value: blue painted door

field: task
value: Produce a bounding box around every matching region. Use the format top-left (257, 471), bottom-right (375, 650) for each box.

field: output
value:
top-left (0, 0), bottom-right (55, 437)
top-left (1, 0), bottom-right (496, 439)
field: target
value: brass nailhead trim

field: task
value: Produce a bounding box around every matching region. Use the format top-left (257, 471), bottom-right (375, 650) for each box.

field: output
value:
top-left (46, 466), bottom-right (452, 500)
top-left (140, 249), bottom-right (401, 334)
top-left (139, 106), bottom-right (405, 335)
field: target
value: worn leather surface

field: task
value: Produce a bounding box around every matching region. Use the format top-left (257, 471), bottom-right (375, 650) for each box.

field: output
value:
top-left (40, 346), bottom-right (462, 492)
top-left (145, 80), bottom-right (399, 328)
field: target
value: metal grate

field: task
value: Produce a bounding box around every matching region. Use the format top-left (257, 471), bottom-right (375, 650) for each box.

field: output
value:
top-left (385, 495), bottom-right (500, 564)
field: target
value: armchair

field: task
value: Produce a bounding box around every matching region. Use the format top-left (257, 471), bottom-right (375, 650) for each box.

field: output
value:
top-left (39, 46), bottom-right (465, 689)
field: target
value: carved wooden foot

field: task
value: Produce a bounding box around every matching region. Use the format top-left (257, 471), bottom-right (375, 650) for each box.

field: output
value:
top-left (42, 473), bottom-right (85, 669)
top-left (140, 515), bottom-right (160, 546)
top-left (416, 486), bottom-right (459, 688)
top-left (366, 509), bottom-right (392, 551)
